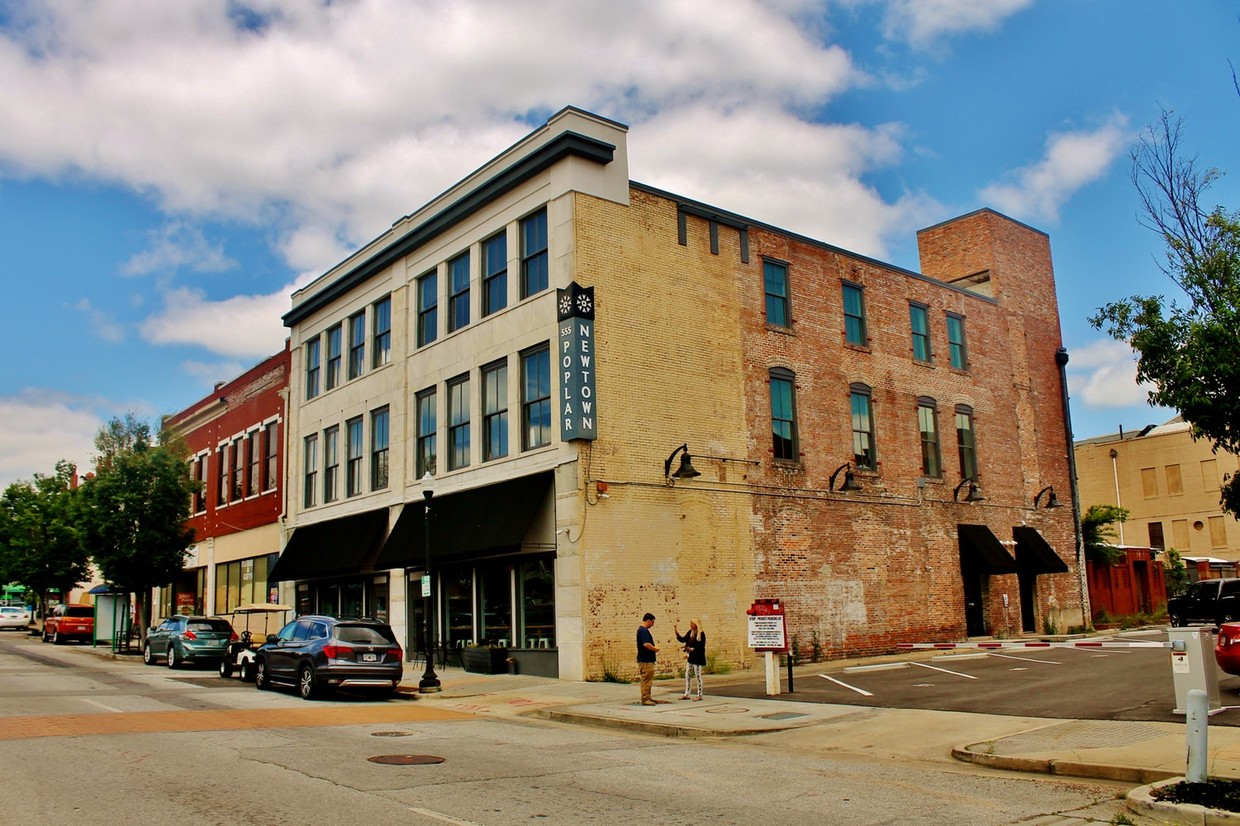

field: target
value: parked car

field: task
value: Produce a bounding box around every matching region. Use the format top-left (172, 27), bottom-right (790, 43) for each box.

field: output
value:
top-left (143, 615), bottom-right (237, 668)
top-left (42, 604), bottom-right (94, 643)
top-left (218, 603), bottom-right (291, 682)
top-left (0, 606), bottom-right (30, 631)
top-left (254, 615), bottom-right (403, 700)
top-left (1168, 578), bottom-right (1240, 626)
top-left (1217, 622), bottom-right (1240, 676)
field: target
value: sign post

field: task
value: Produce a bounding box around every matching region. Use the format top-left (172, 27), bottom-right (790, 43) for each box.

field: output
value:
top-left (747, 598), bottom-right (788, 696)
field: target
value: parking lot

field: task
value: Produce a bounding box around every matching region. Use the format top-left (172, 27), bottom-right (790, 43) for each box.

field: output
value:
top-left (713, 629), bottom-right (1240, 725)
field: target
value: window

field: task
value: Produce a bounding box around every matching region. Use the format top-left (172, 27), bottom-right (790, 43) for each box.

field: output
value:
top-left (264, 421), bottom-right (278, 491)
top-left (192, 455), bottom-right (206, 513)
top-left (1141, 467), bottom-right (1158, 498)
top-left (1148, 522), bottom-right (1165, 550)
top-left (231, 437), bottom-right (244, 501)
top-left (918, 398), bottom-right (941, 477)
top-left (448, 251), bottom-right (470, 333)
top-left (372, 296), bottom-right (391, 368)
top-left (850, 383), bottom-right (876, 469)
top-left (521, 344), bottom-right (551, 450)
top-left (947, 313), bottom-right (968, 370)
top-left (769, 368), bottom-right (798, 462)
top-left (447, 376), bottom-right (471, 470)
top-left (1173, 519), bottom-right (1190, 550)
top-left (371, 407), bottom-right (389, 490)
top-left (217, 445), bottom-right (228, 507)
top-left (482, 231), bottom-right (507, 317)
top-left (347, 311), bottom-right (365, 380)
top-left (1210, 516), bottom-right (1227, 548)
top-left (520, 209), bottom-right (548, 299)
top-left (325, 324), bottom-right (342, 391)
top-left (910, 303), bottom-right (932, 362)
top-left (482, 359), bottom-right (508, 461)
top-left (764, 259), bottom-right (790, 327)
top-left (955, 405), bottom-right (977, 480)
top-left (305, 337), bottom-right (321, 399)
top-left (247, 430), bottom-right (260, 497)
top-left (417, 271), bottom-right (438, 347)
top-left (324, 426), bottom-right (340, 503)
top-left (346, 417), bottom-right (363, 496)
top-left (1202, 458), bottom-right (1219, 491)
top-left (843, 282), bottom-right (867, 346)
top-left (303, 435), bottom-right (318, 508)
top-left (1166, 464), bottom-right (1183, 496)
top-left (416, 388), bottom-right (437, 478)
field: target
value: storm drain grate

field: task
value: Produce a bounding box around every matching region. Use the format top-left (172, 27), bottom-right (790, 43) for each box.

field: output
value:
top-left (368, 754), bottom-right (444, 765)
top-left (371, 731), bottom-right (414, 737)
top-left (757, 712), bottom-right (808, 721)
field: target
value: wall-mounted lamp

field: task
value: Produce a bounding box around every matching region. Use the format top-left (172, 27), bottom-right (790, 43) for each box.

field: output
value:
top-left (953, 477), bottom-right (985, 503)
top-left (828, 462), bottom-right (861, 492)
top-left (1034, 485), bottom-right (1062, 509)
top-left (664, 444), bottom-right (702, 481)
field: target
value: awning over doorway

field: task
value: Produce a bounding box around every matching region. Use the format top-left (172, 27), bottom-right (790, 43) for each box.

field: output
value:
top-left (958, 523), bottom-right (1019, 574)
top-left (268, 508), bottom-right (388, 582)
top-left (374, 471), bottom-right (553, 570)
top-left (1013, 526), bottom-right (1070, 574)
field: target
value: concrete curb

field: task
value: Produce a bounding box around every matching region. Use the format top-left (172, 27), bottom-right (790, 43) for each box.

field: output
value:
top-left (535, 708), bottom-right (781, 738)
top-left (1126, 778), bottom-right (1240, 825)
top-left (951, 745), bottom-right (1179, 785)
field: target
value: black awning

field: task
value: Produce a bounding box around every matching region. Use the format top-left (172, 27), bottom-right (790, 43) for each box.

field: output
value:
top-left (958, 524), bottom-right (1019, 574)
top-left (1013, 526), bottom-right (1070, 574)
top-left (373, 471), bottom-right (553, 570)
top-left (268, 508), bottom-right (389, 582)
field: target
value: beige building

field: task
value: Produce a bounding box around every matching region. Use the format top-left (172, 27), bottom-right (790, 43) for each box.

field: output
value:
top-left (1076, 418), bottom-right (1240, 563)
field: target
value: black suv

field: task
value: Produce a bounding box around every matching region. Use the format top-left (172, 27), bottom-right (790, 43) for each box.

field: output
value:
top-left (254, 615), bottom-right (403, 700)
top-left (1168, 578), bottom-right (1240, 626)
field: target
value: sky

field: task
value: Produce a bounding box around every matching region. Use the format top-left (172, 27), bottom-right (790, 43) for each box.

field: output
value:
top-left (1, 0), bottom-right (1237, 487)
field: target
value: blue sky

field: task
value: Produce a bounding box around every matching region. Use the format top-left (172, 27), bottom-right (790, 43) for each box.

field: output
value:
top-left (1, 0), bottom-right (1237, 486)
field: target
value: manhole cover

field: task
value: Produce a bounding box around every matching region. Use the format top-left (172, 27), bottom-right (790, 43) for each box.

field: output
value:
top-left (368, 754), bottom-right (444, 765)
top-left (703, 705), bottom-right (750, 715)
top-left (758, 712), bottom-right (807, 721)
top-left (371, 731), bottom-right (413, 737)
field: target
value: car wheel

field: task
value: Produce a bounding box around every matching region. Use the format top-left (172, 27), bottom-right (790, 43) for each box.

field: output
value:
top-left (219, 658), bottom-right (232, 678)
top-left (298, 664), bottom-right (319, 700)
top-left (53, 630), bottom-right (62, 645)
top-left (41, 628), bottom-right (49, 643)
top-left (255, 659), bottom-right (270, 690)
top-left (143, 644), bottom-right (155, 665)
top-left (240, 660), bottom-right (254, 683)
top-left (167, 645), bottom-right (179, 669)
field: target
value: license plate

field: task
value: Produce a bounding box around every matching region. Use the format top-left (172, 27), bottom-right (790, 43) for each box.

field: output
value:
top-left (361, 653), bottom-right (377, 662)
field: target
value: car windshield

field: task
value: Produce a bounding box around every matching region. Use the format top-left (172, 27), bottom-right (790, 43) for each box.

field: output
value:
top-left (65, 606), bottom-right (93, 617)
top-left (335, 625), bottom-right (393, 645)
top-left (187, 620), bottom-right (232, 633)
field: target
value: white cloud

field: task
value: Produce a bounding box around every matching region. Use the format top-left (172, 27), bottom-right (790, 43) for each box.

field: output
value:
top-left (140, 285), bottom-right (291, 360)
top-left (1066, 338), bottom-right (1154, 409)
top-left (121, 221), bottom-right (236, 276)
top-left (879, 0), bottom-right (1033, 49)
top-left (979, 115), bottom-right (1130, 223)
top-left (72, 298), bottom-right (125, 343)
top-left (0, 390), bottom-right (105, 486)
top-left (181, 359), bottom-right (247, 387)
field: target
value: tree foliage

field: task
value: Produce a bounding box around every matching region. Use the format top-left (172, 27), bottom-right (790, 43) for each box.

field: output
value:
top-left (0, 460), bottom-right (90, 608)
top-left (1163, 546), bottom-right (1190, 599)
top-left (77, 415), bottom-right (198, 634)
top-left (1090, 111), bottom-right (1240, 517)
top-left (1081, 503), bottom-right (1129, 566)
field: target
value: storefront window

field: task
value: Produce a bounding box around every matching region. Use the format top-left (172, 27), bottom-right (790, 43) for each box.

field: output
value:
top-left (318, 582), bottom-right (341, 617)
top-left (443, 568), bottom-right (473, 647)
top-left (478, 565), bottom-right (512, 646)
top-left (518, 558), bottom-right (555, 648)
top-left (367, 575), bottom-right (389, 623)
top-left (341, 580), bottom-right (364, 619)
top-left (213, 554), bottom-right (276, 614)
top-left (296, 583), bottom-right (311, 617)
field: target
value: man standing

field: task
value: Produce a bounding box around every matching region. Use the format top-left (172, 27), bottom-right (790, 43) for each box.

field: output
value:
top-left (636, 612), bottom-right (660, 705)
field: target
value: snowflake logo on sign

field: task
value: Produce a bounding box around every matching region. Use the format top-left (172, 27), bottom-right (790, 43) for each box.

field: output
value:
top-left (559, 294), bottom-right (573, 316)
top-left (576, 294), bottom-right (593, 315)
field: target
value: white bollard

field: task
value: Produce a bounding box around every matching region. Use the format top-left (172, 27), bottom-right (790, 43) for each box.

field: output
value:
top-left (1186, 688), bottom-right (1209, 783)
top-left (764, 650), bottom-right (781, 696)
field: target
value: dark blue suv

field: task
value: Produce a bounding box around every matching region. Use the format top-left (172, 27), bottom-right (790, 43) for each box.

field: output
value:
top-left (254, 615), bottom-right (403, 700)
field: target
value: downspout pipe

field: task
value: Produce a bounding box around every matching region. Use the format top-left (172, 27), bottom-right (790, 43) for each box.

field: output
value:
top-left (1056, 347), bottom-right (1090, 625)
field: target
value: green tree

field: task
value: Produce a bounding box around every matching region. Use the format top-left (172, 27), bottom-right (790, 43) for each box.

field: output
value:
top-left (0, 461), bottom-right (90, 621)
top-left (1162, 546), bottom-right (1190, 599)
top-left (77, 415), bottom-right (199, 638)
top-left (1090, 111), bottom-right (1240, 517)
top-left (1081, 504), bottom-right (1129, 566)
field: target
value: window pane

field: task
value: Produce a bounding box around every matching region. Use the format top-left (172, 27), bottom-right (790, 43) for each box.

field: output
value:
top-left (371, 407), bottom-right (389, 490)
top-left (519, 558), bottom-right (555, 648)
top-left (372, 297), bottom-right (391, 368)
top-left (521, 346), bottom-right (551, 450)
top-left (478, 565), bottom-right (512, 645)
top-left (448, 252), bottom-right (470, 333)
top-left (324, 426), bottom-right (339, 502)
top-left (303, 435), bottom-right (317, 508)
top-left (910, 304), bottom-right (931, 362)
top-left (346, 417), bottom-right (363, 496)
top-left (305, 338), bottom-right (321, 399)
top-left (843, 284), bottom-right (867, 346)
top-left (326, 325), bottom-right (342, 390)
top-left (417, 272), bottom-right (438, 347)
top-left (851, 390), bottom-right (875, 469)
top-left (348, 312), bottom-right (365, 380)
top-left (482, 232), bottom-right (507, 317)
top-left (448, 377), bottom-right (470, 470)
top-left (416, 389), bottom-right (437, 478)
top-left (955, 409), bottom-right (976, 480)
top-left (764, 260), bottom-right (789, 327)
top-left (520, 209), bottom-right (548, 299)
top-left (947, 314), bottom-right (967, 370)
top-left (770, 372), bottom-right (797, 461)
top-left (482, 361), bottom-right (508, 461)
top-left (918, 403), bottom-right (941, 477)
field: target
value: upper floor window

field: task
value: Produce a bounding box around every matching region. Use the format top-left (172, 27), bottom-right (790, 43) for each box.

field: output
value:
top-left (763, 259), bottom-right (790, 328)
top-left (303, 434), bottom-right (318, 508)
top-left (955, 405), bottom-right (977, 480)
top-left (417, 271), bottom-right (438, 347)
top-left (843, 282), bottom-right (867, 346)
top-left (370, 407), bottom-right (389, 490)
top-left (415, 388), bottom-right (437, 478)
top-left (216, 445), bottom-right (228, 508)
top-left (910, 303), bottom-right (932, 363)
top-left (305, 338), bottom-right (321, 400)
top-left (345, 417), bottom-right (363, 497)
top-left (850, 383), bottom-right (876, 470)
top-left (946, 313), bottom-right (968, 370)
top-left (264, 422), bottom-right (278, 492)
top-left (769, 368), bottom-right (798, 462)
top-left (347, 311), bottom-right (366, 380)
top-left (325, 324), bottom-right (343, 391)
top-left (231, 437), bottom-right (244, 501)
top-left (520, 209), bottom-right (548, 299)
top-left (521, 344), bottom-right (551, 450)
top-left (448, 251), bottom-right (470, 333)
top-left (192, 455), bottom-right (207, 514)
top-left (372, 297), bottom-right (391, 369)
top-left (1141, 466), bottom-right (1158, 498)
top-left (917, 398), bottom-right (941, 478)
top-left (1166, 463), bottom-right (1184, 496)
top-left (447, 375), bottom-right (471, 470)
top-left (323, 426), bottom-right (340, 503)
top-left (247, 430), bottom-right (261, 497)
top-left (482, 359), bottom-right (509, 461)
top-left (482, 232), bottom-right (508, 317)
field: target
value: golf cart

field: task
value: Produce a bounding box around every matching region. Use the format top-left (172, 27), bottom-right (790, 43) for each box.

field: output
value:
top-left (218, 603), bottom-right (291, 681)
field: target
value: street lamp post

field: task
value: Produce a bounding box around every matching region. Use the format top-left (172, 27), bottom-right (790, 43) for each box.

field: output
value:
top-left (418, 471), bottom-right (441, 693)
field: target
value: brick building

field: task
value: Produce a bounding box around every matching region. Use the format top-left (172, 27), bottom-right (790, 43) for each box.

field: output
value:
top-left (159, 347), bottom-right (289, 618)
top-left (277, 107), bottom-right (1084, 680)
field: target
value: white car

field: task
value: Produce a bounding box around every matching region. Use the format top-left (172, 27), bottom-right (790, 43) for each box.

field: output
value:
top-left (0, 606), bottom-right (31, 631)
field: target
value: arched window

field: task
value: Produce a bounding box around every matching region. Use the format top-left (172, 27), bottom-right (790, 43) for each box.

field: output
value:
top-left (955, 404), bottom-right (977, 479)
top-left (770, 368), bottom-right (798, 462)
top-left (850, 383), bottom-right (876, 469)
top-left (917, 397), bottom-right (941, 477)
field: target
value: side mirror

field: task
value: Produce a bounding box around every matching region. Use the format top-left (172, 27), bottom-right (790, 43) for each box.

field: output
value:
top-left (147, 626), bottom-right (157, 635)
top-left (266, 633), bottom-right (280, 644)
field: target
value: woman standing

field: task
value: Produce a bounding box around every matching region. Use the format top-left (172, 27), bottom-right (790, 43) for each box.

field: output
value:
top-left (675, 618), bottom-right (706, 700)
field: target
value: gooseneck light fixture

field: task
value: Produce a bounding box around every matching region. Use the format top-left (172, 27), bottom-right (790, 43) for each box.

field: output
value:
top-left (829, 462), bottom-right (861, 492)
top-left (1034, 485), bottom-right (1062, 509)
top-left (664, 444), bottom-right (702, 481)
top-left (953, 477), bottom-right (985, 503)
top-left (418, 471), bottom-right (441, 693)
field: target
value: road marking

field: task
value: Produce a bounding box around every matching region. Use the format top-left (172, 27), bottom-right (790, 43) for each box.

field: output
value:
top-left (842, 662), bottom-right (908, 674)
top-left (910, 661), bottom-right (978, 679)
top-left (407, 807), bottom-right (482, 825)
top-left (79, 698), bottom-right (126, 713)
top-left (988, 652), bottom-right (1062, 665)
top-left (819, 674), bottom-right (873, 696)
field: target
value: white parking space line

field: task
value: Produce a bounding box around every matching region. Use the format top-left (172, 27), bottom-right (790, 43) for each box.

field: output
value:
top-left (80, 698), bottom-right (126, 713)
top-left (819, 674), bottom-right (874, 696)
top-left (909, 661), bottom-right (978, 679)
top-left (407, 807), bottom-right (482, 825)
top-left (988, 652), bottom-right (1062, 665)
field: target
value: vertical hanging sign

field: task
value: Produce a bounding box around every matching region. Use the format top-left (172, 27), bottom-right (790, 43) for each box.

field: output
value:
top-left (557, 281), bottom-right (597, 441)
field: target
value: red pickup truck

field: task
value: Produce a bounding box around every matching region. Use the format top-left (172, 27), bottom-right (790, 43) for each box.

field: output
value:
top-left (42, 604), bottom-right (94, 644)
